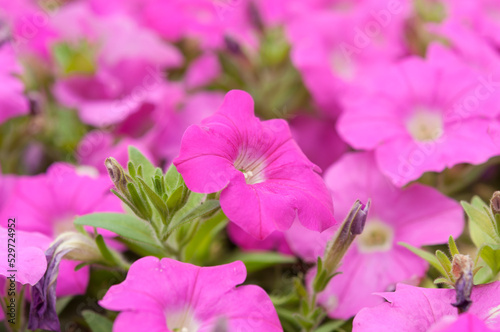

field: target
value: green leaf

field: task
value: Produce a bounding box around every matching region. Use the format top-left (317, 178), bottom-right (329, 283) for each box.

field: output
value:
top-left (448, 236), bottom-right (460, 257)
top-left (435, 250), bottom-right (453, 281)
top-left (75, 213), bottom-right (160, 247)
top-left (119, 238), bottom-right (167, 258)
top-left (315, 320), bottom-right (346, 332)
top-left (82, 310), bottom-right (113, 332)
top-left (434, 277), bottom-right (452, 285)
top-left (479, 244), bottom-right (500, 276)
top-left (399, 242), bottom-right (448, 278)
top-left (74, 262), bottom-right (92, 271)
top-left (127, 161), bottom-right (136, 179)
top-left (183, 210), bottom-right (227, 264)
top-left (293, 277), bottom-right (308, 299)
top-left (167, 200), bottom-right (220, 235)
top-left (128, 146), bottom-right (155, 186)
top-left (461, 200), bottom-right (499, 247)
top-left (56, 296), bottom-right (73, 315)
top-left (95, 234), bottom-right (115, 265)
top-left (164, 164), bottom-right (184, 195)
top-left (137, 177), bottom-right (169, 221)
top-left (166, 186), bottom-right (186, 212)
top-left (225, 251), bottom-right (296, 274)
top-left (127, 182), bottom-right (152, 220)
top-left (471, 195), bottom-right (489, 210)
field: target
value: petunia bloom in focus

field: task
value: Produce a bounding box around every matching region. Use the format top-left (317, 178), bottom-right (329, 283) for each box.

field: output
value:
top-left (99, 257), bottom-right (283, 332)
top-left (353, 282), bottom-right (500, 332)
top-left (174, 90), bottom-right (335, 240)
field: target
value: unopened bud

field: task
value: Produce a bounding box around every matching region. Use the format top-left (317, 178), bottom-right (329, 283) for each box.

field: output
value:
top-left (490, 191), bottom-right (500, 214)
top-left (224, 35), bottom-right (242, 55)
top-left (451, 254), bottom-right (473, 314)
top-left (105, 157), bottom-right (129, 193)
top-left (323, 200), bottom-right (370, 274)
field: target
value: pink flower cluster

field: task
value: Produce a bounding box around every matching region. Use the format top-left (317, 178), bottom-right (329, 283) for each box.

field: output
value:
top-left (2, 0), bottom-right (500, 331)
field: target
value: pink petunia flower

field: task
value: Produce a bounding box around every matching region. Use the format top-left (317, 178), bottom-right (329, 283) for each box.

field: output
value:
top-left (289, 113), bottom-right (348, 171)
top-left (286, 0), bottom-right (410, 115)
top-left (174, 90), bottom-right (335, 240)
top-left (76, 130), bottom-right (155, 174)
top-left (227, 222), bottom-right (293, 255)
top-left (0, 227), bottom-right (51, 286)
top-left (0, 43), bottom-right (29, 124)
top-left (353, 282), bottom-right (500, 331)
top-left (144, 91), bottom-right (224, 163)
top-left (337, 45), bottom-right (500, 186)
top-left (441, 0), bottom-right (500, 49)
top-left (90, 0), bottom-right (261, 50)
top-left (48, 2), bottom-right (182, 127)
top-left (0, 227), bottom-right (52, 321)
top-left (99, 257), bottom-right (283, 331)
top-left (0, 163), bottom-right (123, 296)
top-left (286, 152), bottom-right (464, 319)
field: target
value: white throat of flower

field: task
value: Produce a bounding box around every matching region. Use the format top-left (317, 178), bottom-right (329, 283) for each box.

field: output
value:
top-left (166, 309), bottom-right (200, 332)
top-left (330, 50), bottom-right (356, 81)
top-left (54, 215), bottom-right (76, 237)
top-left (406, 108), bottom-right (444, 142)
top-left (233, 148), bottom-right (267, 185)
top-left (357, 220), bottom-right (394, 253)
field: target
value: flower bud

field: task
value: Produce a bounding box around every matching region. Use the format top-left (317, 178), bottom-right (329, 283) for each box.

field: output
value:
top-left (323, 200), bottom-right (370, 274)
top-left (105, 157), bottom-right (130, 194)
top-left (451, 254), bottom-right (473, 314)
top-left (490, 191), bottom-right (500, 214)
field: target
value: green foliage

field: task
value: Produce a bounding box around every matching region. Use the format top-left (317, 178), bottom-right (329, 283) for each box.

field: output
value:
top-left (462, 197), bottom-right (500, 248)
top-left (75, 213), bottom-right (160, 247)
top-left (82, 310), bottom-right (113, 332)
top-left (224, 251), bottom-right (296, 274)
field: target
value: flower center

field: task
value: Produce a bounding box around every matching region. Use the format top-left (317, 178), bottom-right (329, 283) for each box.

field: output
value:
top-left (330, 50), bottom-right (356, 81)
top-left (234, 148), bottom-right (267, 185)
top-left (357, 220), bottom-right (394, 253)
top-left (54, 215), bottom-right (76, 237)
top-left (406, 108), bottom-right (444, 142)
top-left (166, 309), bottom-right (200, 332)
